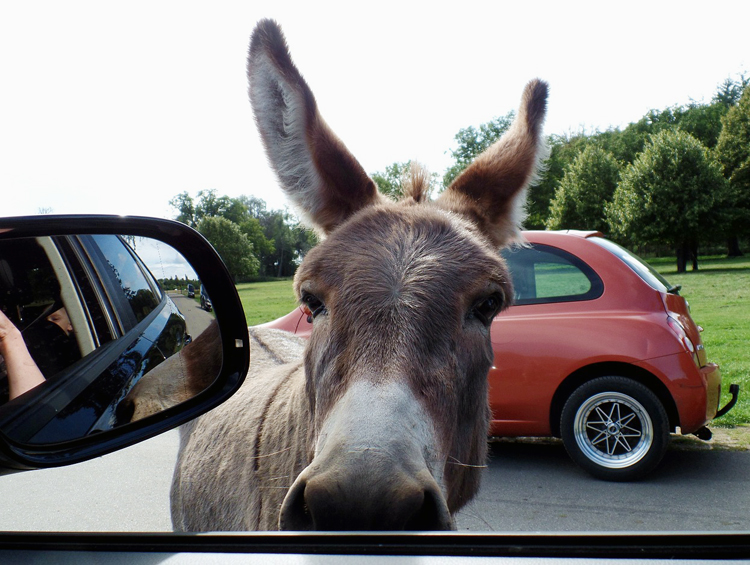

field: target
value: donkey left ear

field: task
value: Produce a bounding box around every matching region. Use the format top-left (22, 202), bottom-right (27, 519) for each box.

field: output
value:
top-left (437, 80), bottom-right (548, 248)
top-left (247, 19), bottom-right (384, 235)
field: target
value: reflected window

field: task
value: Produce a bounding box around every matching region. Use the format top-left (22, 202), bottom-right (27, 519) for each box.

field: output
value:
top-left (87, 235), bottom-right (161, 327)
top-left (0, 239), bottom-right (82, 402)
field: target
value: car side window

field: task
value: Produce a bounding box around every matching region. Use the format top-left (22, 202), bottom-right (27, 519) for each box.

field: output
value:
top-left (0, 238), bottom-right (84, 402)
top-left (501, 244), bottom-right (603, 305)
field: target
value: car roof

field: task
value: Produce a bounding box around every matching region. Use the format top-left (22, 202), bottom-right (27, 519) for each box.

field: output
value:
top-left (522, 229), bottom-right (603, 239)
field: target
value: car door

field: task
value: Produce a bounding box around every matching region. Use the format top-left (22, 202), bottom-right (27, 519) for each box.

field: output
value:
top-left (487, 243), bottom-right (604, 436)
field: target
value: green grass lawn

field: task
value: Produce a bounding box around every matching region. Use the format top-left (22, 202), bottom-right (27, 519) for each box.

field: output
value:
top-left (236, 279), bottom-right (297, 326)
top-left (650, 255), bottom-right (750, 428)
top-left (236, 254), bottom-right (750, 426)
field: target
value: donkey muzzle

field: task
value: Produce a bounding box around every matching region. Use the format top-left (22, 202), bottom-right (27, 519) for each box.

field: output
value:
top-left (278, 379), bottom-right (454, 531)
top-left (279, 459), bottom-right (453, 531)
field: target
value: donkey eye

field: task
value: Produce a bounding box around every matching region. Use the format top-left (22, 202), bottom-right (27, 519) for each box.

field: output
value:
top-left (470, 293), bottom-right (504, 326)
top-left (301, 293), bottom-right (326, 322)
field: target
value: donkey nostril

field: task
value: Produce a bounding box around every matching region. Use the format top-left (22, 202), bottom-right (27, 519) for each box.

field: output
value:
top-left (279, 478), bottom-right (313, 531)
top-left (404, 487), bottom-right (453, 531)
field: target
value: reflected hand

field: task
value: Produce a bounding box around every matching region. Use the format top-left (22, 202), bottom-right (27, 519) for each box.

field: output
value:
top-left (0, 309), bottom-right (45, 400)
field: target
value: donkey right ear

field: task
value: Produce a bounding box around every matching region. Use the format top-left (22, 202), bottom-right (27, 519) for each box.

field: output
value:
top-left (248, 20), bottom-right (384, 235)
top-left (437, 80), bottom-right (548, 248)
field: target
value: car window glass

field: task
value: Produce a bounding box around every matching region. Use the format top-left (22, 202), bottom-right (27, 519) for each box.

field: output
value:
top-left (88, 235), bottom-right (161, 326)
top-left (501, 244), bottom-right (603, 305)
top-left (589, 236), bottom-right (674, 293)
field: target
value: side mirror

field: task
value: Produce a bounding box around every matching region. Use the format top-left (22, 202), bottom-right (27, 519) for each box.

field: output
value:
top-left (0, 215), bottom-right (249, 473)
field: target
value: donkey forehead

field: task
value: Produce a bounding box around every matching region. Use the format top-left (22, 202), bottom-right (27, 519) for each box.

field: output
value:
top-left (295, 203), bottom-right (510, 303)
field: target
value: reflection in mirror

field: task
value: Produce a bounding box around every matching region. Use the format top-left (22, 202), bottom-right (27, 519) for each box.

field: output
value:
top-left (0, 234), bottom-right (222, 445)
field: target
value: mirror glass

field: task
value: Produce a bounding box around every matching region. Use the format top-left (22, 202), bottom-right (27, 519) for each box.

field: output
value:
top-left (0, 234), bottom-right (221, 445)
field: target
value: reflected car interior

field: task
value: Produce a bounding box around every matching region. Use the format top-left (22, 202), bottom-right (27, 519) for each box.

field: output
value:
top-left (0, 215), bottom-right (248, 472)
top-left (0, 234), bottom-right (191, 444)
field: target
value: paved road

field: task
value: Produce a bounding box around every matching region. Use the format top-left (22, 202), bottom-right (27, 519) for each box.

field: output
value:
top-left (456, 438), bottom-right (750, 531)
top-left (169, 292), bottom-right (214, 338)
top-left (2, 431), bottom-right (748, 532)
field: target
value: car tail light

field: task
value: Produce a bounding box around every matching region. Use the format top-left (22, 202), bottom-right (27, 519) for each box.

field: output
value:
top-left (667, 314), bottom-right (700, 366)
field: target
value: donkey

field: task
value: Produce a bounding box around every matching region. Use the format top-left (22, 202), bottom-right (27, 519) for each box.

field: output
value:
top-left (168, 19), bottom-right (547, 531)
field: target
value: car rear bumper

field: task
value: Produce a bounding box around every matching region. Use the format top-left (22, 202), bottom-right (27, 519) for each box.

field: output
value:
top-left (637, 353), bottom-right (723, 434)
top-left (703, 362), bottom-right (721, 421)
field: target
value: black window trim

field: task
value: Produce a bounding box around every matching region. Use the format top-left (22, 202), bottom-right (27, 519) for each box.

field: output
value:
top-left (77, 235), bottom-right (142, 333)
top-left (55, 235), bottom-right (121, 343)
top-left (0, 295), bottom-right (171, 444)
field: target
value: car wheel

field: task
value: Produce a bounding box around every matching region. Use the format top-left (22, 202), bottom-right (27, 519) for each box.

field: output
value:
top-left (560, 376), bottom-right (669, 481)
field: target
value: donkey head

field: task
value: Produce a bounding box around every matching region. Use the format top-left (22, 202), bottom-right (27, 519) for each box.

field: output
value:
top-left (248, 19), bottom-right (547, 530)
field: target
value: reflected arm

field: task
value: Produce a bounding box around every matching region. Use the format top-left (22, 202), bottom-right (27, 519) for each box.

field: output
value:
top-left (0, 310), bottom-right (46, 401)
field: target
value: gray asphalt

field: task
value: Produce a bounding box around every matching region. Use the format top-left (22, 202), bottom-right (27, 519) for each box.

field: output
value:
top-left (169, 292), bottom-right (214, 338)
top-left (1, 431), bottom-right (748, 532)
top-left (456, 438), bottom-right (750, 531)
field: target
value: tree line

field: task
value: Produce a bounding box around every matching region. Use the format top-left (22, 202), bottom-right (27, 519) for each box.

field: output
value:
top-left (169, 191), bottom-right (317, 281)
top-left (373, 74), bottom-right (749, 272)
top-left (171, 74), bottom-right (748, 278)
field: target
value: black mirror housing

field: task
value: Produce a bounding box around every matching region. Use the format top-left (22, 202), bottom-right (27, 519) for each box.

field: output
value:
top-left (0, 215), bottom-right (249, 472)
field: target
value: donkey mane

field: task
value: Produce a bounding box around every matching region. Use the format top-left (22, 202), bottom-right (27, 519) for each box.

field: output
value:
top-left (400, 162), bottom-right (433, 204)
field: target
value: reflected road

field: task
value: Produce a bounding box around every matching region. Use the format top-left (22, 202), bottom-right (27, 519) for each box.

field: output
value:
top-left (170, 292), bottom-right (214, 338)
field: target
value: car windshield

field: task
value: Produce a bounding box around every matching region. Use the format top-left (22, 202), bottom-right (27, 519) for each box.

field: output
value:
top-left (589, 236), bottom-right (677, 294)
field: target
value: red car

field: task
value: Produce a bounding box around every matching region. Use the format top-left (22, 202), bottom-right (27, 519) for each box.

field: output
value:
top-left (263, 230), bottom-right (739, 480)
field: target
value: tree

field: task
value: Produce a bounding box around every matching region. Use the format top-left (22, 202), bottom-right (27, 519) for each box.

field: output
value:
top-left (713, 74), bottom-right (749, 107)
top-left (372, 162), bottom-right (412, 199)
top-left (169, 189), bottom-right (238, 227)
top-left (607, 130), bottom-right (729, 272)
top-left (239, 216), bottom-right (276, 264)
top-left (715, 85), bottom-right (750, 256)
top-left (257, 209), bottom-right (318, 277)
top-left (197, 216), bottom-right (259, 281)
top-left (224, 195), bottom-right (277, 263)
top-left (194, 189), bottom-right (234, 224)
top-left (642, 102), bottom-right (729, 150)
top-left (236, 195), bottom-right (269, 220)
top-left (169, 192), bottom-right (196, 227)
top-left (546, 146), bottom-right (620, 233)
top-left (592, 123), bottom-right (651, 165)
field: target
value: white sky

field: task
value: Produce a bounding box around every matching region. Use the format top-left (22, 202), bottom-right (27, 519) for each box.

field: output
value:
top-left (1, 1), bottom-right (747, 220)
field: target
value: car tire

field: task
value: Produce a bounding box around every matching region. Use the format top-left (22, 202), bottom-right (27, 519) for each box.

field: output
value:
top-left (560, 376), bottom-right (669, 481)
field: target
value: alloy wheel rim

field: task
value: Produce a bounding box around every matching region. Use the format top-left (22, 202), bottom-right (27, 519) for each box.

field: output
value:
top-left (573, 391), bottom-right (653, 469)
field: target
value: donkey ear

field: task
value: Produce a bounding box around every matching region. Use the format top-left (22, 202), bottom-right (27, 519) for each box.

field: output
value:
top-left (247, 20), bottom-right (383, 235)
top-left (437, 80), bottom-right (548, 247)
